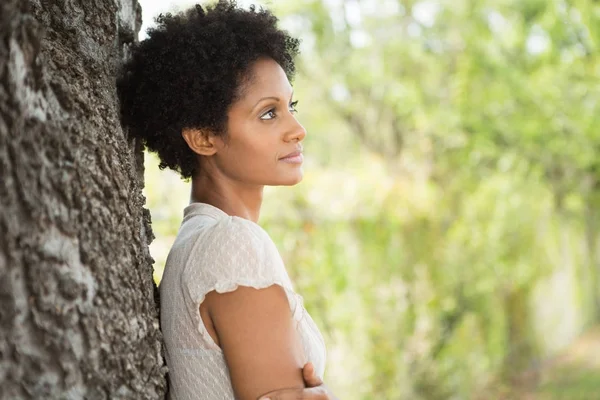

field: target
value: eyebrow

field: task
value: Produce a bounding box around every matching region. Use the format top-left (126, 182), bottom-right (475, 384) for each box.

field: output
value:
top-left (252, 92), bottom-right (294, 111)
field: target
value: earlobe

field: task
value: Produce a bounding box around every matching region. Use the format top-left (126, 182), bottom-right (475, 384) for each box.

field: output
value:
top-left (182, 128), bottom-right (218, 156)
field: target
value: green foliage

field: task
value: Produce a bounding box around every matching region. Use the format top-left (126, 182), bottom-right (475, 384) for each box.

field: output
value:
top-left (258, 166), bottom-right (562, 398)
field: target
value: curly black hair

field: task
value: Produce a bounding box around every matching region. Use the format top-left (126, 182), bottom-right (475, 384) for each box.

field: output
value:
top-left (117, 0), bottom-right (300, 179)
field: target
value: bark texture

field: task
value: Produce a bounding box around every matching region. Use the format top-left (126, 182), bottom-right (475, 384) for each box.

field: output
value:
top-left (0, 0), bottom-right (166, 398)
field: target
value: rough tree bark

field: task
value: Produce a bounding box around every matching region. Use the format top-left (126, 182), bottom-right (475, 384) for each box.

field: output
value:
top-left (0, 1), bottom-right (166, 398)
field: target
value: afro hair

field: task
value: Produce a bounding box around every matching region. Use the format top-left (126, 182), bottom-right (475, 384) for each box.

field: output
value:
top-left (117, 0), bottom-right (300, 179)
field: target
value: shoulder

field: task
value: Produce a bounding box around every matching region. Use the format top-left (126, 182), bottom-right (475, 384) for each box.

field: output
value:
top-left (200, 215), bottom-right (270, 247)
top-left (181, 216), bottom-right (289, 300)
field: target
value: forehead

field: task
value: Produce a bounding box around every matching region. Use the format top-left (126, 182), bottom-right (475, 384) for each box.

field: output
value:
top-left (238, 58), bottom-right (293, 101)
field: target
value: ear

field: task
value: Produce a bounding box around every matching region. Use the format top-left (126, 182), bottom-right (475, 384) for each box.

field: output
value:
top-left (181, 127), bottom-right (218, 156)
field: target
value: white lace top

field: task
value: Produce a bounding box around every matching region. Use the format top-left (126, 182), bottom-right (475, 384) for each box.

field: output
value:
top-left (160, 202), bottom-right (327, 400)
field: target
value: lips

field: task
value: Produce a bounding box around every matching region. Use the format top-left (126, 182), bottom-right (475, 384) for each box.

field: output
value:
top-left (280, 150), bottom-right (302, 159)
top-left (279, 149), bottom-right (304, 164)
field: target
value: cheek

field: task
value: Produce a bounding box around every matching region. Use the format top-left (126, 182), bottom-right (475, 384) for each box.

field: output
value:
top-left (224, 117), bottom-right (282, 166)
top-left (247, 142), bottom-right (277, 167)
top-left (233, 127), bottom-right (277, 161)
top-left (224, 134), bottom-right (276, 172)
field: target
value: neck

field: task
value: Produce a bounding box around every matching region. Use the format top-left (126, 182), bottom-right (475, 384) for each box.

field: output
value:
top-left (190, 172), bottom-right (264, 223)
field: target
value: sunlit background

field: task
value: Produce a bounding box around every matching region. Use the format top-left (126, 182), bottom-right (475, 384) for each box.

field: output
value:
top-left (138, 1), bottom-right (600, 398)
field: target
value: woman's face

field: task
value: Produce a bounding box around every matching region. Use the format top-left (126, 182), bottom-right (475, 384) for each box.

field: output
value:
top-left (210, 58), bottom-right (306, 187)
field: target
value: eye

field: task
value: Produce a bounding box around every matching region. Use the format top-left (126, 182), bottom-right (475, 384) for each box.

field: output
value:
top-left (259, 100), bottom-right (299, 121)
top-left (259, 108), bottom-right (277, 120)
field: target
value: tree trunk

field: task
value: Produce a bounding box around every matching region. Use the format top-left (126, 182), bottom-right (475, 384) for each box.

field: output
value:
top-left (0, 1), bottom-right (166, 398)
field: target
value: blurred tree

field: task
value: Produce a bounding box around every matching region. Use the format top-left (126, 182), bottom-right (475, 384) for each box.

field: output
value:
top-left (266, 0), bottom-right (600, 397)
top-left (137, 0), bottom-right (600, 398)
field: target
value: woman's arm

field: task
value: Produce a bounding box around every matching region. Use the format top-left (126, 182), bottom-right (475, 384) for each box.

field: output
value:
top-left (259, 363), bottom-right (339, 400)
top-left (202, 284), bottom-right (306, 400)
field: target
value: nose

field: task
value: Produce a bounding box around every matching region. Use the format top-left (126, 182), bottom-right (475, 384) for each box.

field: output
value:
top-left (284, 115), bottom-right (306, 143)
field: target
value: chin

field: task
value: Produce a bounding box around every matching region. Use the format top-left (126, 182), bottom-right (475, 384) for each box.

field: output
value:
top-left (272, 171), bottom-right (304, 186)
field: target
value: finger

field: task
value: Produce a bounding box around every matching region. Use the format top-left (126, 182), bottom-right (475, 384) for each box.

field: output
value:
top-left (302, 362), bottom-right (323, 387)
top-left (258, 387), bottom-right (297, 400)
top-left (302, 362), bottom-right (314, 379)
top-left (304, 372), bottom-right (323, 387)
top-left (258, 387), bottom-right (329, 400)
top-left (303, 362), bottom-right (313, 373)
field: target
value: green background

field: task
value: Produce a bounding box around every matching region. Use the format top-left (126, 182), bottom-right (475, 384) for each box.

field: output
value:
top-left (143, 1), bottom-right (600, 398)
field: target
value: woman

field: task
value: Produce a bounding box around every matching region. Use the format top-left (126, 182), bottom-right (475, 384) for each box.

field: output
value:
top-left (118, 1), bottom-right (337, 399)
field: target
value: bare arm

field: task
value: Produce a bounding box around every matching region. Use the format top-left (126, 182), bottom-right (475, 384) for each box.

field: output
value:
top-left (202, 284), bottom-right (306, 400)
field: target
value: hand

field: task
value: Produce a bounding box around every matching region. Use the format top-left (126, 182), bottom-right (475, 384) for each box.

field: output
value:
top-left (257, 362), bottom-right (338, 400)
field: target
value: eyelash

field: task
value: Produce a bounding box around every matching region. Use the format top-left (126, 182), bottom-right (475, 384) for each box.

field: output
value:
top-left (260, 100), bottom-right (299, 120)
